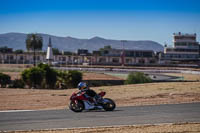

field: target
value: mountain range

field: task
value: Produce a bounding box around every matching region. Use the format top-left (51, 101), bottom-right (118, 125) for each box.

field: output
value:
top-left (0, 32), bottom-right (164, 52)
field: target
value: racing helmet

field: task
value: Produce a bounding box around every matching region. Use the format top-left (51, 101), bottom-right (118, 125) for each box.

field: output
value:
top-left (78, 82), bottom-right (87, 90)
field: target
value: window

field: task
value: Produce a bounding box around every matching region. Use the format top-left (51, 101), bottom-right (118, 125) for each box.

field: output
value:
top-left (37, 56), bottom-right (40, 60)
top-left (143, 52), bottom-right (153, 57)
top-left (138, 59), bottom-right (145, 64)
top-left (99, 57), bottom-right (106, 63)
top-left (62, 57), bottom-right (66, 61)
top-left (20, 56), bottom-right (23, 60)
top-left (136, 52), bottom-right (141, 57)
top-left (126, 58), bottom-right (132, 64)
top-left (112, 58), bottom-right (119, 63)
top-left (7, 55), bottom-right (14, 60)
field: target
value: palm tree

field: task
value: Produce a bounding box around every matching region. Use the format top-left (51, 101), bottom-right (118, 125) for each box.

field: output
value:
top-left (26, 33), bottom-right (43, 66)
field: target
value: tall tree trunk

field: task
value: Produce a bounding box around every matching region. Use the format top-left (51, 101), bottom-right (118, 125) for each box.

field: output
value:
top-left (33, 47), bottom-right (36, 66)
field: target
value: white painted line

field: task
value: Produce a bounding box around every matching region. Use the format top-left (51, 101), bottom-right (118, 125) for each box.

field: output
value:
top-left (0, 110), bottom-right (34, 113)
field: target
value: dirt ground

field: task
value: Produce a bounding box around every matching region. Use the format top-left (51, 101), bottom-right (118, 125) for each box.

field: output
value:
top-left (0, 82), bottom-right (200, 110)
top-left (2, 123), bottom-right (200, 133)
top-left (1, 64), bottom-right (200, 110)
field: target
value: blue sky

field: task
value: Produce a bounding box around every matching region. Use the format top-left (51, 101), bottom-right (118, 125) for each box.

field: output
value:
top-left (1, 0), bottom-right (200, 45)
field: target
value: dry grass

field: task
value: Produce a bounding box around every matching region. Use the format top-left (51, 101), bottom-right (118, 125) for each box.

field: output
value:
top-left (2, 123), bottom-right (200, 133)
top-left (0, 64), bottom-right (32, 68)
top-left (3, 72), bottom-right (21, 80)
top-left (94, 82), bottom-right (200, 106)
top-left (0, 82), bottom-right (200, 110)
top-left (0, 64), bottom-right (30, 72)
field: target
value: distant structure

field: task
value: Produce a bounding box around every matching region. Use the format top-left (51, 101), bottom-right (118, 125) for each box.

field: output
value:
top-left (159, 32), bottom-right (200, 64)
top-left (94, 48), bottom-right (155, 65)
top-left (1, 32), bottom-right (200, 67)
top-left (46, 37), bottom-right (54, 65)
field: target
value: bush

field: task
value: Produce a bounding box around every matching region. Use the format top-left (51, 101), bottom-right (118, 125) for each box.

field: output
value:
top-left (38, 63), bottom-right (57, 89)
top-left (56, 71), bottom-right (68, 89)
top-left (57, 70), bottom-right (82, 89)
top-left (21, 69), bottom-right (31, 87)
top-left (125, 72), bottom-right (152, 84)
top-left (68, 70), bottom-right (82, 88)
top-left (21, 67), bottom-right (44, 88)
top-left (21, 64), bottom-right (82, 89)
top-left (0, 73), bottom-right (11, 88)
top-left (9, 79), bottom-right (25, 88)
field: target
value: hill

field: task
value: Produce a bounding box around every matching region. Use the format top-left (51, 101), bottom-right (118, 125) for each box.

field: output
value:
top-left (0, 32), bottom-right (164, 52)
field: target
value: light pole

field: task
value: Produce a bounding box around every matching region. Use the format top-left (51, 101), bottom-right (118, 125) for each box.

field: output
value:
top-left (33, 43), bottom-right (36, 66)
top-left (121, 40), bottom-right (127, 66)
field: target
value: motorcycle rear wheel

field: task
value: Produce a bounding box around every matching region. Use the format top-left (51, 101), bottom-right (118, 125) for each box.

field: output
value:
top-left (69, 100), bottom-right (84, 112)
top-left (102, 98), bottom-right (116, 111)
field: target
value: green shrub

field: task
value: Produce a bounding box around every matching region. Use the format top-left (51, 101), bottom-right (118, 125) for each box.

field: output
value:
top-left (125, 72), bottom-right (152, 84)
top-left (9, 79), bottom-right (25, 88)
top-left (68, 70), bottom-right (82, 88)
top-left (0, 73), bottom-right (11, 88)
top-left (21, 64), bottom-right (82, 89)
top-left (38, 63), bottom-right (57, 89)
top-left (21, 67), bottom-right (44, 88)
top-left (57, 70), bottom-right (82, 89)
top-left (21, 69), bottom-right (31, 87)
top-left (56, 71), bottom-right (68, 89)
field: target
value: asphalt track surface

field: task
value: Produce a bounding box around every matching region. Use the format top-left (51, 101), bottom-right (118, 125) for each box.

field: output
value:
top-left (0, 103), bottom-right (200, 131)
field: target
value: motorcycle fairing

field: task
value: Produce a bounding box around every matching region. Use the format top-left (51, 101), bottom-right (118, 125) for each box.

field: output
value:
top-left (83, 100), bottom-right (103, 110)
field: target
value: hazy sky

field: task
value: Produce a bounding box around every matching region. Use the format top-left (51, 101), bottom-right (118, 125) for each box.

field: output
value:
top-left (1, 0), bottom-right (200, 45)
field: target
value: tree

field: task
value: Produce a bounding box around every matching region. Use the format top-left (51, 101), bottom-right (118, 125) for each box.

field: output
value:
top-left (99, 45), bottom-right (112, 51)
top-left (99, 45), bottom-right (112, 55)
top-left (26, 33), bottom-right (43, 66)
top-left (0, 46), bottom-right (13, 53)
top-left (63, 51), bottom-right (73, 55)
top-left (14, 49), bottom-right (24, 54)
top-left (52, 48), bottom-right (60, 55)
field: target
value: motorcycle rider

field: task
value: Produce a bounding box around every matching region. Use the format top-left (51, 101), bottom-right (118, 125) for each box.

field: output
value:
top-left (77, 82), bottom-right (101, 105)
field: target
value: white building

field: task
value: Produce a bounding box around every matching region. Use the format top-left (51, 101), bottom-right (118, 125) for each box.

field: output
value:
top-left (160, 32), bottom-right (200, 64)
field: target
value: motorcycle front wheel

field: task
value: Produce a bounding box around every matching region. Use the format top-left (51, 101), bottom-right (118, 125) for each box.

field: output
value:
top-left (102, 98), bottom-right (116, 111)
top-left (69, 100), bottom-right (84, 112)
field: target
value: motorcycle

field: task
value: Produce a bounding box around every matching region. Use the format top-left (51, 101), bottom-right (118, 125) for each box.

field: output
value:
top-left (69, 91), bottom-right (116, 112)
